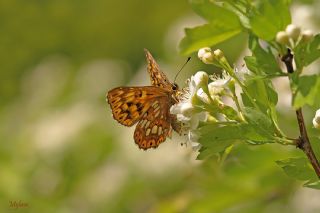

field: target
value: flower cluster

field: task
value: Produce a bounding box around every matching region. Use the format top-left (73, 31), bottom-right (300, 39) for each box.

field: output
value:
top-left (276, 24), bottom-right (314, 47)
top-left (170, 48), bottom-right (242, 149)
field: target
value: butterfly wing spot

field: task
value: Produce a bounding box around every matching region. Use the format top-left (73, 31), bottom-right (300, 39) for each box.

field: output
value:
top-left (158, 126), bottom-right (162, 136)
top-left (151, 125), bottom-right (158, 134)
top-left (145, 121), bottom-right (151, 128)
top-left (146, 128), bottom-right (151, 136)
top-left (154, 110), bottom-right (160, 118)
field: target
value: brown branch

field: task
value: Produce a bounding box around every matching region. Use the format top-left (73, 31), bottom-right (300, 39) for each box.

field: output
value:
top-left (281, 48), bottom-right (320, 178)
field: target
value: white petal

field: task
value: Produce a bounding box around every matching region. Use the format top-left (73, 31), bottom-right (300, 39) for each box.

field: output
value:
top-left (181, 102), bottom-right (194, 117)
top-left (197, 112), bottom-right (208, 122)
top-left (190, 116), bottom-right (200, 130)
top-left (193, 71), bottom-right (209, 86)
top-left (188, 131), bottom-right (199, 142)
top-left (197, 88), bottom-right (210, 104)
top-left (170, 104), bottom-right (183, 114)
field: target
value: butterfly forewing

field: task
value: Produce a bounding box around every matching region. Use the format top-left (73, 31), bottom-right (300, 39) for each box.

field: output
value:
top-left (145, 49), bottom-right (172, 89)
top-left (107, 86), bottom-right (169, 126)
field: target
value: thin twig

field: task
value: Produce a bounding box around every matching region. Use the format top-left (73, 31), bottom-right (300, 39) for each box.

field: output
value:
top-left (281, 48), bottom-right (320, 178)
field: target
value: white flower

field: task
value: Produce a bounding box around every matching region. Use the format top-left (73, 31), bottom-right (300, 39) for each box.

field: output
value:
top-left (208, 71), bottom-right (231, 98)
top-left (286, 24), bottom-right (301, 41)
top-left (170, 72), bottom-right (209, 145)
top-left (313, 109), bottom-right (320, 129)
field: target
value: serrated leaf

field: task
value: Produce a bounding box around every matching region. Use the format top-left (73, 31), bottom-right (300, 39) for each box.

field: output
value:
top-left (197, 142), bottom-right (233, 159)
top-left (249, 0), bottom-right (291, 40)
top-left (197, 146), bottom-right (215, 160)
top-left (293, 75), bottom-right (320, 108)
top-left (242, 107), bottom-right (276, 140)
top-left (190, 0), bottom-right (240, 25)
top-left (276, 157), bottom-right (318, 181)
top-left (304, 180), bottom-right (320, 189)
top-left (310, 137), bottom-right (320, 161)
top-left (180, 23), bottom-right (242, 55)
top-left (199, 123), bottom-right (273, 148)
top-left (246, 35), bottom-right (282, 75)
top-left (179, 1), bottom-right (242, 54)
top-left (294, 34), bottom-right (320, 69)
top-left (241, 76), bottom-right (278, 112)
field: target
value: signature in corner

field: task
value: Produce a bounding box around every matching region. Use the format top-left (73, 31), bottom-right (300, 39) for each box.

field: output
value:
top-left (9, 200), bottom-right (29, 209)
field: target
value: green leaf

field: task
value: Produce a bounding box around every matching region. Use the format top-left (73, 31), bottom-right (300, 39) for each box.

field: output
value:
top-left (276, 157), bottom-right (318, 181)
top-left (310, 137), bottom-right (320, 160)
top-left (304, 180), bottom-right (320, 189)
top-left (197, 142), bottom-right (233, 159)
top-left (249, 0), bottom-right (291, 40)
top-left (241, 76), bottom-right (278, 112)
top-left (199, 123), bottom-right (273, 148)
top-left (294, 34), bottom-right (320, 69)
top-left (242, 107), bottom-right (275, 140)
top-left (179, 1), bottom-right (242, 54)
top-left (180, 23), bottom-right (242, 55)
top-left (190, 0), bottom-right (240, 24)
top-left (197, 146), bottom-right (215, 160)
top-left (293, 75), bottom-right (320, 108)
top-left (246, 35), bottom-right (282, 75)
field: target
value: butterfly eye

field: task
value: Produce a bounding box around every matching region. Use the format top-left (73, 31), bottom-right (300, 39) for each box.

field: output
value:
top-left (172, 83), bottom-right (178, 90)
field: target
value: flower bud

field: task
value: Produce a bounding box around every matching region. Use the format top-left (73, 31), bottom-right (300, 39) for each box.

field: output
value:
top-left (198, 47), bottom-right (215, 64)
top-left (198, 47), bottom-right (211, 58)
top-left (276, 31), bottom-right (290, 45)
top-left (201, 52), bottom-right (215, 64)
top-left (301, 30), bottom-right (314, 43)
top-left (213, 49), bottom-right (224, 60)
top-left (286, 24), bottom-right (301, 41)
top-left (313, 109), bottom-right (320, 129)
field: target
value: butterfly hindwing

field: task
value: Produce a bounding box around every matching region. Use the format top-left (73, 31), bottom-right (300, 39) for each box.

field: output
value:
top-left (134, 97), bottom-right (171, 150)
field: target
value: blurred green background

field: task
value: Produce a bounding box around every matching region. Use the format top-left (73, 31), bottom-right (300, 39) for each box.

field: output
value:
top-left (1, 0), bottom-right (320, 212)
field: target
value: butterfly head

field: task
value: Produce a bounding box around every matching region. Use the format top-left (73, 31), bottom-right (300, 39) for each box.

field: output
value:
top-left (172, 83), bottom-right (179, 91)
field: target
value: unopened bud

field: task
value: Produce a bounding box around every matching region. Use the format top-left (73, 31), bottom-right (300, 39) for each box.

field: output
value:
top-left (213, 49), bottom-right (224, 60)
top-left (198, 47), bottom-right (211, 58)
top-left (276, 31), bottom-right (290, 45)
top-left (286, 24), bottom-right (301, 41)
top-left (301, 30), bottom-right (314, 43)
top-left (313, 109), bottom-right (320, 129)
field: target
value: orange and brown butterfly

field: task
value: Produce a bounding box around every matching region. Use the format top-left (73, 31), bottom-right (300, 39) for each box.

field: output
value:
top-left (106, 49), bottom-right (182, 150)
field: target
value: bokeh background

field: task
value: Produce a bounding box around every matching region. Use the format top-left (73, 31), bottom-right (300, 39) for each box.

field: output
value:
top-left (1, 0), bottom-right (320, 212)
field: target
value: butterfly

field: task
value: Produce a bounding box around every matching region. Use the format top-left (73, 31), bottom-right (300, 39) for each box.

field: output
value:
top-left (106, 49), bottom-right (181, 150)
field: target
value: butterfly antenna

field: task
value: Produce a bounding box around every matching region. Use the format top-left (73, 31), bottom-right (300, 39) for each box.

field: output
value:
top-left (174, 57), bottom-right (191, 83)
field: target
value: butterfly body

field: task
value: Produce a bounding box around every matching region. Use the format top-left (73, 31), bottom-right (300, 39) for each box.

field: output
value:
top-left (107, 49), bottom-right (181, 150)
